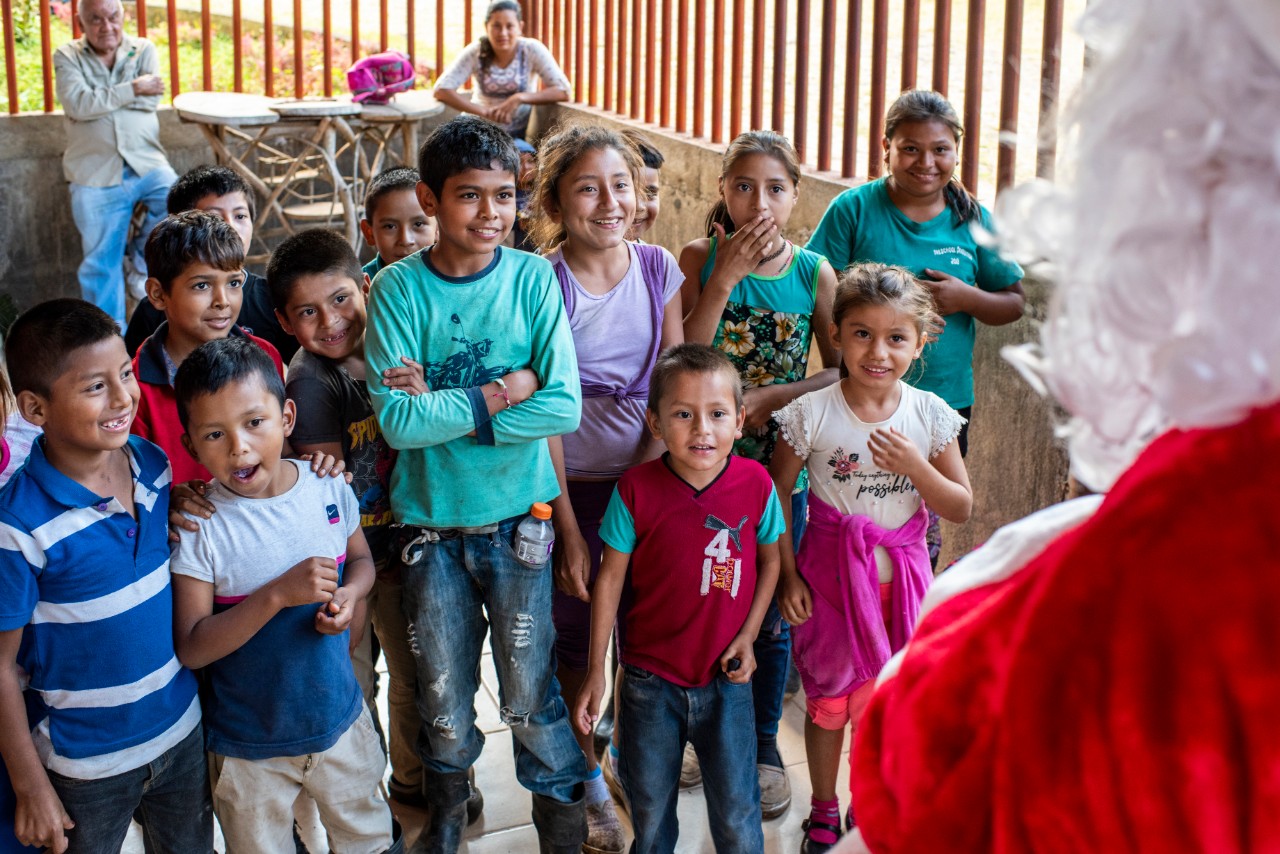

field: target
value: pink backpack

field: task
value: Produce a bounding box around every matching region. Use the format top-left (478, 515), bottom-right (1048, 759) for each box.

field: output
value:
top-left (346, 50), bottom-right (416, 104)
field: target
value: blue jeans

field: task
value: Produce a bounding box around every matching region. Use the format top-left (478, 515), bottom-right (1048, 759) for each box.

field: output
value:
top-left (398, 517), bottom-right (586, 806)
top-left (618, 665), bottom-right (762, 854)
top-left (45, 723), bottom-right (212, 854)
top-left (752, 488), bottom-right (808, 747)
top-left (69, 164), bottom-right (176, 325)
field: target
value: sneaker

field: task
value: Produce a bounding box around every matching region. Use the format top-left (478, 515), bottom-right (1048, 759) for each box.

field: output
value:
top-left (679, 743), bottom-right (702, 789)
top-left (758, 764), bottom-right (792, 819)
top-left (601, 750), bottom-right (630, 817)
top-left (799, 815), bottom-right (843, 853)
top-left (583, 798), bottom-right (625, 854)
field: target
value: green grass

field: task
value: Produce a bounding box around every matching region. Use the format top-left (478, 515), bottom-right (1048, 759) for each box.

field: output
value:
top-left (0, 0), bottom-right (432, 114)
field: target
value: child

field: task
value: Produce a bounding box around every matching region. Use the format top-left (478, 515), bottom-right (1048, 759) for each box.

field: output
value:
top-left (168, 337), bottom-right (395, 852)
top-left (132, 210), bottom-right (285, 483)
top-left (126, 164), bottom-right (300, 362)
top-left (267, 227), bottom-right (428, 812)
top-left (768, 264), bottom-right (971, 852)
top-left (678, 129), bottom-right (840, 817)
top-left (528, 124), bottom-right (684, 854)
top-left (359, 166), bottom-right (438, 280)
top-left (805, 89), bottom-right (1024, 564)
top-left (621, 130), bottom-right (664, 241)
top-left (573, 343), bottom-right (783, 854)
top-left (0, 299), bottom-right (209, 853)
top-left (363, 115), bottom-right (586, 853)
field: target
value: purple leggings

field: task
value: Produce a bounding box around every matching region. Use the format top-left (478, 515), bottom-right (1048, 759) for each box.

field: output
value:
top-left (552, 479), bottom-right (619, 671)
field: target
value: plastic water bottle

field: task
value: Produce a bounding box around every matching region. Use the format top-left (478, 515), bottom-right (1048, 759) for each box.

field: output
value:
top-left (514, 502), bottom-right (555, 568)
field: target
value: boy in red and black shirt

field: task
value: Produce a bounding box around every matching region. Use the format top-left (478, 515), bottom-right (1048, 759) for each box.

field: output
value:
top-left (575, 343), bottom-right (783, 854)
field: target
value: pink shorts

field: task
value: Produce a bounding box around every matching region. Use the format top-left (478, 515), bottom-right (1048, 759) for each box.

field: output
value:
top-left (804, 581), bottom-right (893, 730)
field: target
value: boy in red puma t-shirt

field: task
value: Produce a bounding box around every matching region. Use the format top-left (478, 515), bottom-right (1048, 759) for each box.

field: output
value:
top-left (575, 343), bottom-right (783, 854)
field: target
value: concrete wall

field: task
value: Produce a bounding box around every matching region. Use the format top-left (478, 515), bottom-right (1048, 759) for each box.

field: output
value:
top-left (539, 103), bottom-right (1069, 562)
top-left (0, 101), bottom-right (1066, 557)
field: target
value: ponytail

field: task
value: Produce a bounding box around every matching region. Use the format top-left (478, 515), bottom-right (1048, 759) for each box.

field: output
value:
top-left (943, 177), bottom-right (978, 226)
top-left (704, 200), bottom-right (736, 238)
top-left (478, 36), bottom-right (495, 71)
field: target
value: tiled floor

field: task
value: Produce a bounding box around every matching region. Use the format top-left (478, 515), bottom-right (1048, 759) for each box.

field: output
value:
top-left (126, 643), bottom-right (848, 853)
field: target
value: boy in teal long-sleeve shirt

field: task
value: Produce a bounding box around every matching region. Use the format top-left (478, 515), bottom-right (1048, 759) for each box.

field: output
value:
top-left (363, 116), bottom-right (586, 854)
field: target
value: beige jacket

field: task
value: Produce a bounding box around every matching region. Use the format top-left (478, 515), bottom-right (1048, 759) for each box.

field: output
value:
top-left (53, 34), bottom-right (171, 187)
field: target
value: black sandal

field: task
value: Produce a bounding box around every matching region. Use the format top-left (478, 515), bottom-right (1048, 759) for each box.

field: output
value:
top-left (800, 816), bottom-right (844, 854)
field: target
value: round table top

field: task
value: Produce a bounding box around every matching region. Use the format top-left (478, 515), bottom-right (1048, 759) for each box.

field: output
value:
top-left (357, 89), bottom-right (446, 122)
top-left (172, 91), bottom-right (280, 126)
top-left (271, 98), bottom-right (364, 118)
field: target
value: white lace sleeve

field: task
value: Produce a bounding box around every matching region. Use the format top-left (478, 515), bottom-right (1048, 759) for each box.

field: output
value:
top-left (772, 394), bottom-right (812, 458)
top-left (928, 395), bottom-right (967, 458)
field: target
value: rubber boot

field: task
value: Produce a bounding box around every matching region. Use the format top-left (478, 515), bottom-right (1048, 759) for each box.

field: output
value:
top-left (531, 787), bottom-right (587, 854)
top-left (408, 769), bottom-right (471, 854)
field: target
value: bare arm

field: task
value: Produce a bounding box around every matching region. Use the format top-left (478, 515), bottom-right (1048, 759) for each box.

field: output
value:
top-left (573, 545), bottom-right (630, 734)
top-left (868, 428), bottom-right (973, 523)
top-left (432, 86), bottom-right (492, 119)
top-left (547, 436), bottom-right (591, 602)
top-left (768, 444), bottom-right (813, 625)
top-left (0, 629), bottom-right (73, 853)
top-left (922, 272), bottom-right (1026, 327)
top-left (718, 538), bottom-right (780, 684)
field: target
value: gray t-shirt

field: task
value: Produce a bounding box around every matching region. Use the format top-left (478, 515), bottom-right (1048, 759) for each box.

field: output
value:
top-left (545, 243), bottom-right (683, 478)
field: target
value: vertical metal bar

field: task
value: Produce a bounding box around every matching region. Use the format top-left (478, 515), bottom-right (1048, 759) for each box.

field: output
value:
top-left (575, 0), bottom-right (585, 102)
top-left (202, 0), bottom-right (212, 89)
top-left (39, 0), bottom-right (52, 109)
top-left (136, 0), bottom-right (147, 38)
top-left (587, 0), bottom-right (598, 105)
top-left (616, 0), bottom-right (628, 115)
top-left (436, 0), bottom-right (445, 77)
top-left (771, 0), bottom-right (786, 132)
top-left (867, 0), bottom-right (887, 177)
top-left (693, 0), bottom-right (705, 137)
top-left (1036, 0), bottom-right (1064, 179)
top-left (630, 0), bottom-right (642, 119)
top-left (996, 0), bottom-right (1023, 192)
top-left (711, 0), bottom-right (724, 141)
top-left (71, 0), bottom-right (80, 38)
top-left (264, 0), bottom-right (274, 96)
top-left (749, 0), bottom-right (764, 131)
top-left (676, 0), bottom-right (689, 131)
top-left (166, 0), bottom-right (180, 97)
top-left (661, 0), bottom-right (673, 122)
top-left (406, 0), bottom-right (415, 73)
top-left (901, 0), bottom-right (918, 89)
top-left (792, 0), bottom-right (808, 159)
top-left (961, 0), bottom-right (985, 193)
top-left (729, 0), bottom-right (743, 139)
top-left (603, 0), bottom-right (614, 110)
top-left (294, 0), bottom-right (304, 97)
top-left (351, 0), bottom-right (360, 62)
top-left (2, 0), bottom-right (19, 114)
top-left (567, 0), bottom-right (577, 97)
top-left (644, 0), bottom-right (656, 122)
top-left (380, 0), bottom-right (389, 51)
top-left (528, 0), bottom-right (539, 39)
top-left (815, 0), bottom-right (835, 170)
top-left (842, 0), bottom-right (861, 177)
top-left (324, 0), bottom-right (333, 96)
top-left (466, 0), bottom-right (474, 48)
top-left (232, 0), bottom-right (243, 91)
top-left (932, 0), bottom-right (950, 94)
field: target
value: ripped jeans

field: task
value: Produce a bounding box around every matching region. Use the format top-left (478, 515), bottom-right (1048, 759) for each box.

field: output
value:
top-left (396, 515), bottom-right (586, 806)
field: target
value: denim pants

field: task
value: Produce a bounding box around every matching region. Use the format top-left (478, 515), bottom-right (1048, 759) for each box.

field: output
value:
top-left (398, 516), bottom-right (586, 806)
top-left (69, 164), bottom-right (176, 325)
top-left (752, 488), bottom-right (808, 747)
top-left (45, 722), bottom-right (212, 854)
top-left (618, 665), bottom-right (762, 854)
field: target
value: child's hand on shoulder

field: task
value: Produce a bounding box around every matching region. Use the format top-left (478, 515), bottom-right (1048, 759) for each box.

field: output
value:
top-left (315, 585), bottom-right (357, 636)
top-left (168, 479), bottom-right (215, 542)
top-left (572, 669), bottom-right (607, 736)
top-left (868, 427), bottom-right (927, 478)
top-left (382, 356), bottom-right (428, 395)
top-left (719, 637), bottom-right (756, 685)
top-left (295, 453), bottom-right (353, 484)
top-left (273, 556), bottom-right (338, 609)
top-left (777, 572), bottom-right (813, 625)
top-left (13, 781), bottom-right (74, 853)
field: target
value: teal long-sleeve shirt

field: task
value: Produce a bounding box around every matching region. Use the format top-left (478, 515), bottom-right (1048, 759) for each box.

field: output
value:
top-left (364, 247), bottom-right (581, 528)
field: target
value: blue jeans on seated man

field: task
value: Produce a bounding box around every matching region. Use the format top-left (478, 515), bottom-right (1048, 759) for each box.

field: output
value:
top-left (752, 488), bottom-right (808, 758)
top-left (618, 664), bottom-right (763, 854)
top-left (69, 163), bottom-right (177, 326)
top-left (398, 515), bottom-right (587, 808)
top-left (45, 722), bottom-right (213, 854)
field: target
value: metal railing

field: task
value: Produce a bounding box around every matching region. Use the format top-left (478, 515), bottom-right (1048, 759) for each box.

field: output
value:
top-left (3, 0), bottom-right (1086, 194)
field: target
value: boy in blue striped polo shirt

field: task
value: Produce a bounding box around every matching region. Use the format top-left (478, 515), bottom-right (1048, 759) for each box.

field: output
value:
top-left (0, 299), bottom-right (210, 853)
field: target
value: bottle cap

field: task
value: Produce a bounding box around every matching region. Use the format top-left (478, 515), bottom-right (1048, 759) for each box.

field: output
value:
top-left (530, 502), bottom-right (553, 520)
